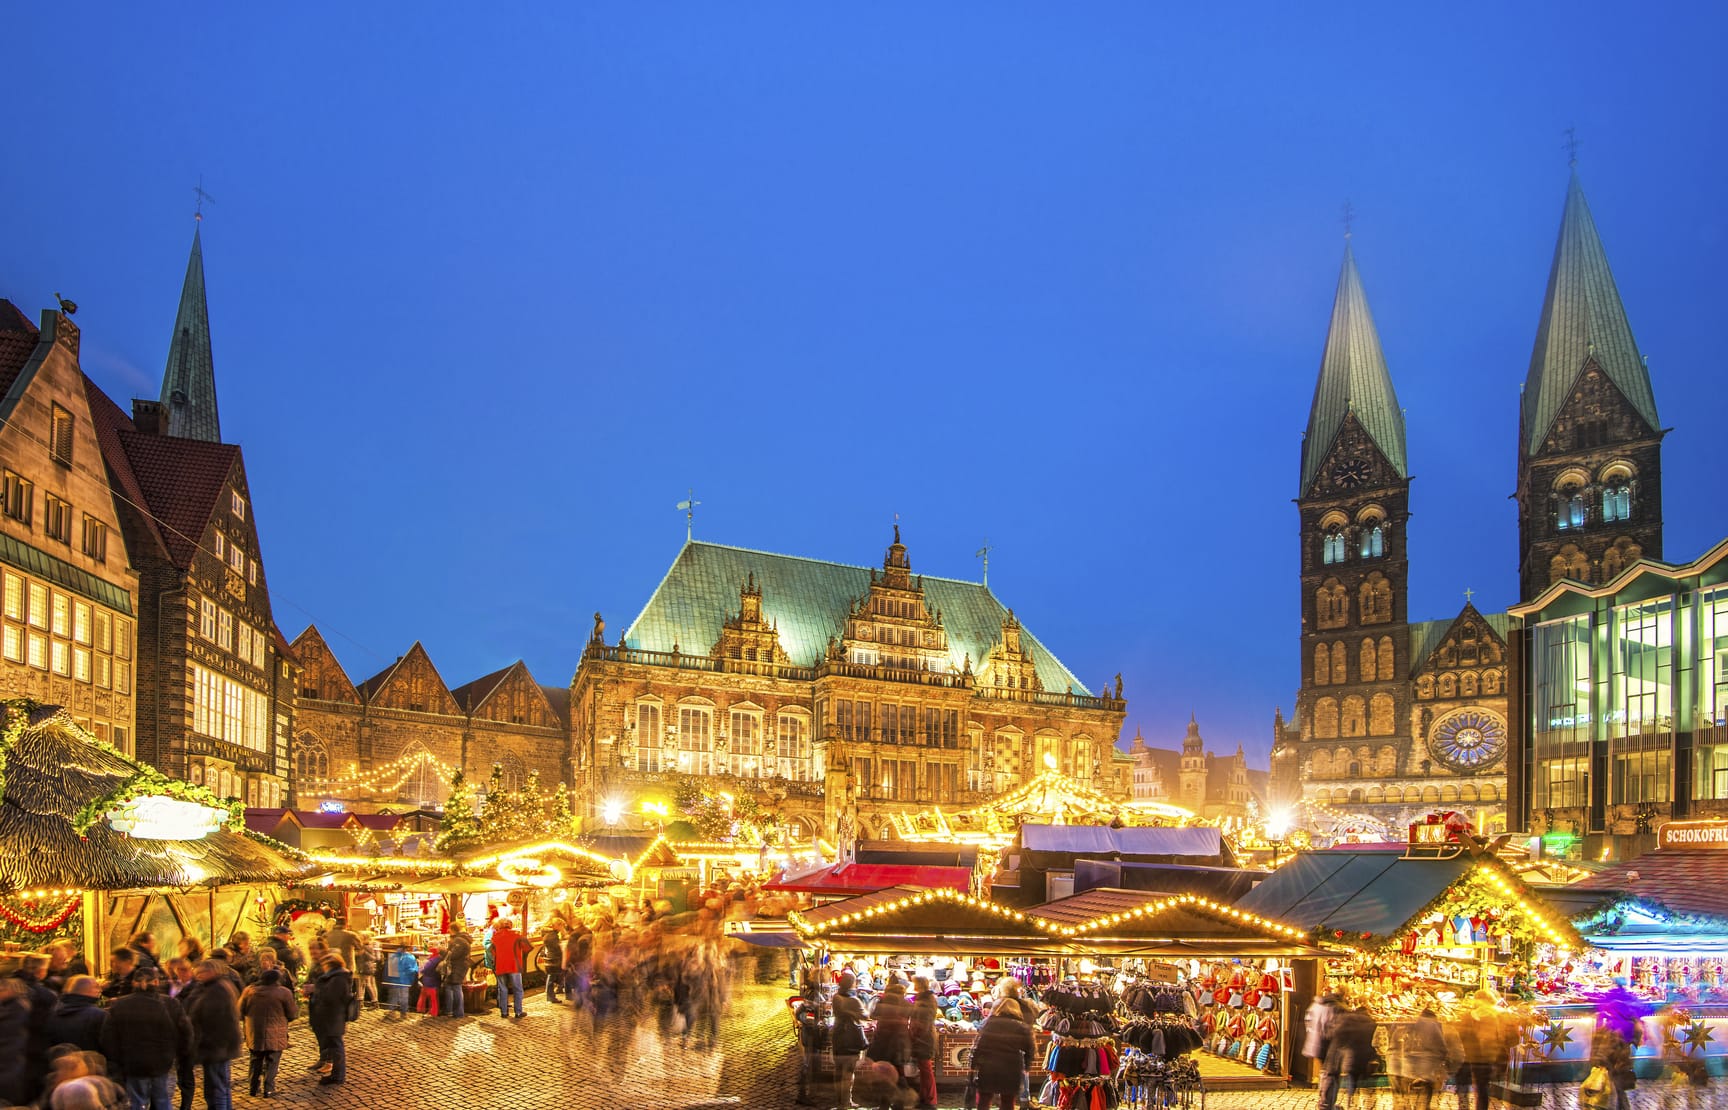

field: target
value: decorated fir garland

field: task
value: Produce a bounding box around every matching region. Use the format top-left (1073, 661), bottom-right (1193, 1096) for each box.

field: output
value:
top-left (0, 894), bottom-right (81, 933)
top-left (0, 699), bottom-right (38, 805)
top-left (71, 764), bottom-right (245, 837)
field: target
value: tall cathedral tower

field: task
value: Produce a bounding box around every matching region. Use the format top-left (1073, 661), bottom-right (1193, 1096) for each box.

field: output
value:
top-left (1516, 171), bottom-right (1662, 599)
top-left (1178, 713), bottom-right (1206, 810)
top-left (1295, 244), bottom-right (1413, 759)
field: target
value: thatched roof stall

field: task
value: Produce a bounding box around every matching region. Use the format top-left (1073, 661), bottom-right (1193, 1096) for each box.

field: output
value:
top-left (0, 704), bottom-right (308, 966)
top-left (0, 705), bottom-right (307, 892)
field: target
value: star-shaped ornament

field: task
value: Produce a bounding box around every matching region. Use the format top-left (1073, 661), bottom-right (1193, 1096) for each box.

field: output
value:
top-left (1682, 1020), bottom-right (1714, 1054)
top-left (1539, 1022), bottom-right (1574, 1056)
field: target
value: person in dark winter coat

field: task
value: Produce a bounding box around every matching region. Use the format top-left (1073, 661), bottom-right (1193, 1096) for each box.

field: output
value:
top-left (263, 929), bottom-right (302, 986)
top-left (0, 977), bottom-right (31, 1108)
top-left (183, 962), bottom-right (242, 1110)
top-left (47, 976), bottom-right (108, 1054)
top-left (971, 1005), bottom-right (1036, 1110)
top-left (100, 968), bottom-right (193, 1110)
top-left (1324, 1007), bottom-right (1379, 1110)
top-left (239, 969), bottom-right (298, 1098)
top-left (442, 930), bottom-right (472, 1018)
top-left (13, 952), bottom-right (60, 1099)
top-left (539, 928), bottom-right (563, 1004)
top-left (102, 949), bottom-right (139, 1000)
top-left (908, 977), bottom-right (940, 1110)
top-left (128, 933), bottom-right (161, 972)
top-left (47, 939), bottom-right (89, 993)
top-left (865, 980), bottom-right (914, 1110)
top-left (792, 984), bottom-right (828, 1107)
top-left (308, 955), bottom-right (353, 1086)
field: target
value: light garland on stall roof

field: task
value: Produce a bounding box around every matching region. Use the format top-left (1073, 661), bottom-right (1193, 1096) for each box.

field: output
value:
top-left (788, 887), bottom-right (1307, 942)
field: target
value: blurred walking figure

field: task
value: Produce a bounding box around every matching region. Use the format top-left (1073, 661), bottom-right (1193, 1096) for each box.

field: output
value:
top-left (1455, 990), bottom-right (1511, 1110)
top-left (239, 968), bottom-right (296, 1098)
top-left (1389, 1007), bottom-right (1449, 1110)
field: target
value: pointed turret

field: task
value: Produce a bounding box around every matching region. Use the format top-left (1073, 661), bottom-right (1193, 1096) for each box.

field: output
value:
top-left (1521, 171), bottom-right (1658, 458)
top-left (1299, 244), bottom-right (1407, 495)
top-left (159, 225), bottom-right (221, 442)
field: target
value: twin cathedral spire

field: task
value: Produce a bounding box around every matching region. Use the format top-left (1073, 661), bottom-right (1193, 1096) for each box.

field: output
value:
top-left (1299, 169), bottom-right (1662, 602)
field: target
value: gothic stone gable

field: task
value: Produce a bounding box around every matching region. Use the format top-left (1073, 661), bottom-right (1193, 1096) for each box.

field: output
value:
top-left (290, 625), bottom-right (360, 704)
top-left (362, 642), bottom-right (460, 715)
top-left (1304, 411), bottom-right (1404, 502)
top-left (465, 662), bottom-right (560, 728)
top-left (1527, 358), bottom-right (1659, 461)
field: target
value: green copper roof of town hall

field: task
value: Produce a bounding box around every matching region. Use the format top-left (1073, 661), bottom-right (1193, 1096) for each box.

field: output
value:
top-left (1521, 171), bottom-right (1659, 457)
top-left (624, 540), bottom-right (1092, 696)
top-left (159, 225), bottom-right (222, 443)
top-left (1299, 244), bottom-right (1408, 495)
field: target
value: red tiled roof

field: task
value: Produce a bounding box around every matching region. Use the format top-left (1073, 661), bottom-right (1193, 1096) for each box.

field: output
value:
top-left (451, 662), bottom-right (517, 712)
top-left (82, 376), bottom-right (170, 558)
top-left (0, 300), bottom-right (42, 405)
top-left (349, 813), bottom-right (401, 831)
top-left (271, 623), bottom-right (298, 665)
top-left (113, 430), bottom-right (239, 568)
top-left (1572, 850), bottom-right (1728, 920)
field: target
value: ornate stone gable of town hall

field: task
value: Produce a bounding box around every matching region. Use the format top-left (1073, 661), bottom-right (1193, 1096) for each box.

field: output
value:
top-left (360, 642), bottom-right (461, 716)
top-left (290, 625), bottom-right (361, 704)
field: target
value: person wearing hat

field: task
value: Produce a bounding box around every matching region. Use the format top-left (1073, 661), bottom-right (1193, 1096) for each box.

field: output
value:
top-left (830, 972), bottom-right (867, 1110)
top-left (263, 927), bottom-right (303, 986)
top-left (908, 976), bottom-right (940, 1110)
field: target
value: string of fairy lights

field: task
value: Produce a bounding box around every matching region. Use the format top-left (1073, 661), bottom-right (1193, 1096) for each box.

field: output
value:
top-left (300, 749), bottom-right (459, 796)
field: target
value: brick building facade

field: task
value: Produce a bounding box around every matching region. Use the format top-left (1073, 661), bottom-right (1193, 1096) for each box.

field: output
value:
top-left (571, 532), bottom-right (1130, 842)
top-left (1129, 716), bottom-right (1265, 821)
top-left (288, 629), bottom-right (570, 810)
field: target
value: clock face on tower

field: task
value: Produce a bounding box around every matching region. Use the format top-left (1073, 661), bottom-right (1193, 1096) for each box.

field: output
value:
top-left (1332, 460), bottom-right (1371, 489)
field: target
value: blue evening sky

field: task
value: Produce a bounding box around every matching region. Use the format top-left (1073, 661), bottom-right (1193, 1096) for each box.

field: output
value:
top-left (4, 5), bottom-right (1724, 764)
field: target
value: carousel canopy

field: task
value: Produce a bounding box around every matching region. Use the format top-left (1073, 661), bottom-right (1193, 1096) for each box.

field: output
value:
top-left (0, 705), bottom-right (308, 892)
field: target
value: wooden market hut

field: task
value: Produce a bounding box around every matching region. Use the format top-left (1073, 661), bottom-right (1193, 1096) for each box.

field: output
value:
top-left (0, 705), bottom-right (309, 968)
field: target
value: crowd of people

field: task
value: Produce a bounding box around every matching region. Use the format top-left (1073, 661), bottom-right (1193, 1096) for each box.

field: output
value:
top-left (0, 924), bottom-right (365, 1110)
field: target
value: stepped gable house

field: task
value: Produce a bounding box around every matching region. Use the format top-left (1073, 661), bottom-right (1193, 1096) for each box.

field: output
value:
top-left (288, 628), bottom-right (569, 810)
top-left (571, 530), bottom-right (1131, 841)
top-left (0, 300), bottom-right (138, 749)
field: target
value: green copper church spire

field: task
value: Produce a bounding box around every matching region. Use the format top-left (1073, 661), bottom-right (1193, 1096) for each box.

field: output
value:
top-left (1520, 170), bottom-right (1658, 457)
top-left (1299, 242), bottom-right (1408, 495)
top-left (159, 223), bottom-right (222, 442)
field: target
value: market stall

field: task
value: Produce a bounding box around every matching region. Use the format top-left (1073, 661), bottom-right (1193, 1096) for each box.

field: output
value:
top-left (785, 884), bottom-right (1324, 1091)
top-left (1236, 829), bottom-right (1582, 1087)
top-left (0, 703), bottom-right (308, 970)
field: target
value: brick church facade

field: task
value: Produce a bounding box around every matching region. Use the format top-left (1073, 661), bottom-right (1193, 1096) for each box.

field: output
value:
top-left (1270, 170), bottom-right (1671, 833)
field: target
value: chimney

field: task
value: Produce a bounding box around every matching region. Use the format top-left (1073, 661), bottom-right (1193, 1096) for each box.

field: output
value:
top-left (131, 399), bottom-right (169, 436)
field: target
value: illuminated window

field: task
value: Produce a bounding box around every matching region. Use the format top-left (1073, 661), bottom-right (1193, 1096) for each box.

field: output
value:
top-left (677, 705), bottom-right (712, 775)
top-left (44, 495), bottom-right (72, 545)
top-left (27, 632), bottom-right (46, 670)
top-left (51, 593), bottom-right (70, 638)
top-left (295, 733), bottom-right (330, 783)
top-left (26, 583), bottom-right (46, 630)
top-left (1359, 524), bottom-right (1384, 559)
top-left (231, 490), bottom-right (246, 520)
top-left (2, 625), bottom-right (20, 662)
top-left (1602, 484), bottom-right (1631, 523)
top-left (199, 598), bottom-right (217, 641)
top-left (1322, 530), bottom-right (1347, 565)
top-left (82, 516), bottom-right (107, 563)
top-left (73, 601), bottom-right (90, 645)
top-left (217, 609), bottom-right (234, 651)
top-left (1557, 490), bottom-right (1586, 531)
top-left (777, 711), bottom-right (809, 779)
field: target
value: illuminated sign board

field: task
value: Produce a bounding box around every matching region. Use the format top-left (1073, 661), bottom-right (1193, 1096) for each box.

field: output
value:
top-left (108, 795), bottom-right (229, 840)
top-left (1657, 820), bottom-right (1728, 851)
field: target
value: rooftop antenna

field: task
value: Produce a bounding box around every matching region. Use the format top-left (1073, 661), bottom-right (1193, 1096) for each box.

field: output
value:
top-left (193, 176), bottom-right (216, 222)
top-left (1341, 199), bottom-right (1355, 241)
top-left (676, 488), bottom-right (701, 543)
top-left (1562, 126), bottom-right (1580, 168)
top-left (975, 538), bottom-right (992, 587)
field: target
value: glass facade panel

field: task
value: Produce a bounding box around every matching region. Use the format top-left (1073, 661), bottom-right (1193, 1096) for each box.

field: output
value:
top-left (1608, 598), bottom-right (1673, 803)
top-left (1532, 615), bottom-right (1593, 809)
top-left (1696, 586), bottom-right (1728, 801)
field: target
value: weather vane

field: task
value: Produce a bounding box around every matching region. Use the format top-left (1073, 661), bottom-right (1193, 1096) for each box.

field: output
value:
top-left (976, 538), bottom-right (992, 587)
top-left (1342, 199), bottom-right (1355, 241)
top-left (194, 176), bottom-right (216, 222)
top-left (676, 488), bottom-right (701, 543)
top-left (1562, 126), bottom-right (1580, 168)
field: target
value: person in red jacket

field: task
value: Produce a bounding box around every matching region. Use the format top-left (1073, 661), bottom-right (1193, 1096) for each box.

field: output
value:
top-left (491, 919), bottom-right (529, 1019)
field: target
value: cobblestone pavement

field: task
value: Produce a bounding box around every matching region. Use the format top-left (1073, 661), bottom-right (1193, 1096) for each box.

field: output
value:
top-left (225, 987), bottom-right (1728, 1110)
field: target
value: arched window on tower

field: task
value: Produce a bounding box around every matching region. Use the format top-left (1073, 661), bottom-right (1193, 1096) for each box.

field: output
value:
top-left (1341, 696), bottom-right (1366, 738)
top-left (1377, 636), bottom-right (1395, 679)
top-left (1557, 488), bottom-right (1586, 531)
top-left (1359, 639), bottom-right (1378, 682)
top-left (1316, 580), bottom-right (1349, 630)
top-left (1359, 574), bottom-right (1393, 625)
top-left (1331, 643), bottom-right (1348, 685)
top-left (1602, 483), bottom-right (1632, 523)
top-left (1322, 529), bottom-right (1347, 566)
top-left (1359, 524), bottom-right (1384, 559)
top-left (295, 732), bottom-right (330, 786)
top-left (1314, 697), bottom-right (1339, 739)
top-left (1314, 643), bottom-right (1331, 686)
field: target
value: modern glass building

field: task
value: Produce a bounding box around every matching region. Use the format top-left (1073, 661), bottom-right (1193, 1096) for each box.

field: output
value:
top-left (1510, 539), bottom-right (1728, 859)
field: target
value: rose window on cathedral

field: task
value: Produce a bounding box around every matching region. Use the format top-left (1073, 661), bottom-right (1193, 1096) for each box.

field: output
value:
top-left (1428, 710), bottom-right (1507, 773)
